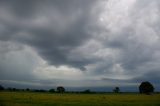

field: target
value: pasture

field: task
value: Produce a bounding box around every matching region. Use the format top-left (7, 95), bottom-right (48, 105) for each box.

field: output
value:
top-left (0, 91), bottom-right (160, 106)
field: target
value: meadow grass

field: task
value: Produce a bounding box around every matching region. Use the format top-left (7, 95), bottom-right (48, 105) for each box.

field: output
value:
top-left (0, 91), bottom-right (160, 106)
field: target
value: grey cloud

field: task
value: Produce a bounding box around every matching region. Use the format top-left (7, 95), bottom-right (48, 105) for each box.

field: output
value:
top-left (0, 0), bottom-right (99, 70)
top-left (0, 0), bottom-right (160, 90)
top-left (0, 41), bottom-right (40, 82)
top-left (102, 0), bottom-right (160, 71)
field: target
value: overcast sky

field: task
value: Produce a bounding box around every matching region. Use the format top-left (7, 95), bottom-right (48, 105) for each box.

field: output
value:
top-left (0, 0), bottom-right (160, 91)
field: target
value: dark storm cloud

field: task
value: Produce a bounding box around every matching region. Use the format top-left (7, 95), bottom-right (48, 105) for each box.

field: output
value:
top-left (0, 0), bottom-right (98, 70)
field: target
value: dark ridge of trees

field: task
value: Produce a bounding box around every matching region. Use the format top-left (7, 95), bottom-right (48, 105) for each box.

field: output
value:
top-left (81, 89), bottom-right (97, 94)
top-left (83, 89), bottom-right (91, 93)
top-left (139, 81), bottom-right (154, 95)
top-left (26, 88), bottom-right (30, 91)
top-left (113, 87), bottom-right (120, 93)
top-left (33, 89), bottom-right (47, 92)
top-left (6, 87), bottom-right (26, 91)
top-left (7, 87), bottom-right (19, 91)
top-left (0, 82), bottom-right (157, 94)
top-left (5, 87), bottom-right (47, 92)
top-left (0, 85), bottom-right (4, 90)
top-left (57, 86), bottom-right (65, 93)
top-left (49, 89), bottom-right (55, 93)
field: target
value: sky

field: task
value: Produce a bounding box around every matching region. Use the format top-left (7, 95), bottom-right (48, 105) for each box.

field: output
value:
top-left (0, 0), bottom-right (160, 92)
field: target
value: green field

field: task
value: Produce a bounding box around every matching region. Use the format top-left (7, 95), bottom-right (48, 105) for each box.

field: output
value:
top-left (0, 91), bottom-right (160, 106)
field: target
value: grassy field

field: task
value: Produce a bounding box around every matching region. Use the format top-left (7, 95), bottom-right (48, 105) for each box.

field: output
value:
top-left (0, 91), bottom-right (160, 106)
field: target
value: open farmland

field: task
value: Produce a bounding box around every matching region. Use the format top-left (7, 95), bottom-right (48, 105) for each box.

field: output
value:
top-left (0, 91), bottom-right (160, 106)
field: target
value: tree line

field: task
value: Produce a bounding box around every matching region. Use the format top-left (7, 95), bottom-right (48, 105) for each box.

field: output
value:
top-left (0, 81), bottom-right (155, 95)
top-left (0, 86), bottom-right (65, 93)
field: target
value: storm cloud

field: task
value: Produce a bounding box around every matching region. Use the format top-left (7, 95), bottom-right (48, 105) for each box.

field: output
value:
top-left (0, 0), bottom-right (160, 91)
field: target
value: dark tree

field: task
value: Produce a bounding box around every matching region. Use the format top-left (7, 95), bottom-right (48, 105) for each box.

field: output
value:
top-left (49, 89), bottom-right (55, 93)
top-left (12, 88), bottom-right (16, 91)
top-left (0, 85), bottom-right (4, 90)
top-left (34, 89), bottom-right (46, 92)
top-left (139, 81), bottom-right (154, 94)
top-left (7, 87), bottom-right (12, 91)
top-left (83, 89), bottom-right (91, 93)
top-left (113, 87), bottom-right (120, 93)
top-left (57, 86), bottom-right (65, 93)
top-left (26, 88), bottom-right (30, 91)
